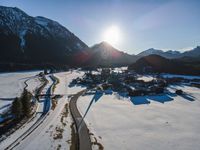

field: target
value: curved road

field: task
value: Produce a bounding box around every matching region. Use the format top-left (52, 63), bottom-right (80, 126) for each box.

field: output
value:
top-left (69, 90), bottom-right (92, 150)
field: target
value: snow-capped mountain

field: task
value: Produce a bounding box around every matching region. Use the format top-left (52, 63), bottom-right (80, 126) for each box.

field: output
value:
top-left (0, 6), bottom-right (88, 66)
top-left (137, 48), bottom-right (181, 59)
top-left (87, 41), bottom-right (138, 67)
top-left (137, 47), bottom-right (200, 59)
top-left (182, 46), bottom-right (200, 57)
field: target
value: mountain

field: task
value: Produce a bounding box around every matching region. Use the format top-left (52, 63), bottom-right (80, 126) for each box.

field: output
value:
top-left (128, 54), bottom-right (200, 75)
top-left (137, 48), bottom-right (182, 59)
top-left (86, 41), bottom-right (138, 67)
top-left (137, 46), bottom-right (200, 59)
top-left (0, 6), bottom-right (89, 70)
top-left (182, 46), bottom-right (200, 57)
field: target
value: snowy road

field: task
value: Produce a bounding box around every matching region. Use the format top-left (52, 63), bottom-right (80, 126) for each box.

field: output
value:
top-left (69, 90), bottom-right (92, 150)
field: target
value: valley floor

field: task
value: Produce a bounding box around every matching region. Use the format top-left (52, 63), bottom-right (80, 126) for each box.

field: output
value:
top-left (77, 85), bottom-right (200, 150)
top-left (0, 70), bottom-right (200, 150)
top-left (0, 71), bottom-right (41, 112)
top-left (0, 71), bottom-right (85, 150)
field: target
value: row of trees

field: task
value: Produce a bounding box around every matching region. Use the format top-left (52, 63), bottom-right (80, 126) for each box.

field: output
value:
top-left (11, 89), bottom-right (32, 120)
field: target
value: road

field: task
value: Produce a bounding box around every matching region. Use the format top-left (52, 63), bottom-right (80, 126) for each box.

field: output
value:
top-left (69, 90), bottom-right (92, 150)
top-left (2, 75), bottom-right (54, 150)
top-left (0, 71), bottom-right (87, 150)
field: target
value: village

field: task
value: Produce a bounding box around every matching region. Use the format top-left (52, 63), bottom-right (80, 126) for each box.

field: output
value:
top-left (70, 68), bottom-right (200, 98)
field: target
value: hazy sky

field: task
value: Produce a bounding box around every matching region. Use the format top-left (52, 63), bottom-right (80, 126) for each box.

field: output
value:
top-left (1, 0), bottom-right (200, 54)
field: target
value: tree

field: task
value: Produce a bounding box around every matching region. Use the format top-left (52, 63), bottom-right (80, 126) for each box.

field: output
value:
top-left (176, 89), bottom-right (183, 95)
top-left (12, 97), bottom-right (23, 119)
top-left (21, 89), bottom-right (32, 117)
top-left (44, 68), bottom-right (48, 75)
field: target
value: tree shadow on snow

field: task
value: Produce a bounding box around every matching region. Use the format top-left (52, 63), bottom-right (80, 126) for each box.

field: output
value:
top-left (130, 96), bottom-right (150, 105)
top-left (0, 98), bottom-right (15, 101)
top-left (180, 93), bottom-right (195, 101)
top-left (130, 94), bottom-right (174, 105)
top-left (81, 92), bottom-right (103, 121)
top-left (147, 94), bottom-right (173, 103)
top-left (166, 87), bottom-right (195, 102)
top-left (68, 83), bottom-right (88, 88)
top-left (92, 92), bottom-right (103, 102)
top-left (117, 92), bottom-right (129, 98)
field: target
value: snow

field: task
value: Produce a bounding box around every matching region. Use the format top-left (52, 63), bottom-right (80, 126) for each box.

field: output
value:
top-left (19, 29), bottom-right (26, 51)
top-left (113, 67), bottom-right (127, 73)
top-left (137, 75), bottom-right (155, 82)
top-left (26, 77), bottom-right (42, 95)
top-left (162, 74), bottom-right (200, 80)
top-left (77, 85), bottom-right (200, 150)
top-left (1, 69), bottom-right (199, 149)
top-left (15, 71), bottom-right (86, 150)
top-left (0, 71), bottom-right (40, 108)
top-left (0, 70), bottom-right (42, 123)
top-left (0, 71), bottom-right (86, 149)
top-left (54, 70), bottom-right (86, 95)
top-left (0, 75), bottom-right (53, 149)
top-left (35, 17), bottom-right (49, 27)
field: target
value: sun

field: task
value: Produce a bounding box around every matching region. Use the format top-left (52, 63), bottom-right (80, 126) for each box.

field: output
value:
top-left (102, 25), bottom-right (121, 46)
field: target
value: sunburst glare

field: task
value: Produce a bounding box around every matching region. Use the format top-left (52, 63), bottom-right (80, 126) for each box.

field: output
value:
top-left (102, 25), bottom-right (121, 46)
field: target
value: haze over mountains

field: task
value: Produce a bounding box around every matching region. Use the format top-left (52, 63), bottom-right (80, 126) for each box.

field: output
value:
top-left (0, 6), bottom-right (199, 72)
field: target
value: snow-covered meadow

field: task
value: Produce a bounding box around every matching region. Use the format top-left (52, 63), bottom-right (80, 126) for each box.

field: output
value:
top-left (78, 85), bottom-right (200, 150)
top-left (1, 69), bottom-right (199, 150)
top-left (0, 71), bottom-right (40, 99)
top-left (9, 71), bottom-right (86, 150)
top-left (161, 74), bottom-right (200, 80)
top-left (0, 71), bottom-right (41, 114)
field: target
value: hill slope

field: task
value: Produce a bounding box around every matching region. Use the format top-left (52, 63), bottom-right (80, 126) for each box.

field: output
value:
top-left (128, 55), bottom-right (200, 75)
top-left (86, 41), bottom-right (137, 67)
top-left (0, 6), bottom-right (89, 69)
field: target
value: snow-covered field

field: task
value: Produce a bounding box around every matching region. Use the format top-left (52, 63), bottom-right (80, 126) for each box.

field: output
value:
top-left (0, 71), bottom-right (41, 114)
top-left (1, 71), bottom-right (86, 150)
top-left (26, 76), bottom-right (42, 94)
top-left (18, 71), bottom-right (86, 150)
top-left (0, 75), bottom-right (53, 148)
top-left (0, 71), bottom-right (40, 99)
top-left (161, 74), bottom-right (200, 80)
top-left (54, 70), bottom-right (85, 95)
top-left (78, 85), bottom-right (200, 150)
top-left (1, 69), bottom-right (199, 150)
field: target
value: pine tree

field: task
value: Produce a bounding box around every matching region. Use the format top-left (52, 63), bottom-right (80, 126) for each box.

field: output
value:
top-left (11, 97), bottom-right (23, 119)
top-left (21, 89), bottom-right (32, 117)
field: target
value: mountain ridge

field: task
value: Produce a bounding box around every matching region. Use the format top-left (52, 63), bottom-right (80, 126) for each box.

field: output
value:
top-left (0, 6), bottom-right (199, 71)
top-left (137, 46), bottom-right (200, 59)
top-left (87, 41), bottom-right (138, 67)
top-left (0, 6), bottom-right (89, 67)
top-left (128, 54), bottom-right (200, 75)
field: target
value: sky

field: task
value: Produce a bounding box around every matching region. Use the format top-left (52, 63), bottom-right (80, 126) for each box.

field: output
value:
top-left (0, 0), bottom-right (200, 54)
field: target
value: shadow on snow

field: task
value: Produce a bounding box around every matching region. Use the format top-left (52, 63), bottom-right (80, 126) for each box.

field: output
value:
top-left (81, 92), bottom-right (103, 120)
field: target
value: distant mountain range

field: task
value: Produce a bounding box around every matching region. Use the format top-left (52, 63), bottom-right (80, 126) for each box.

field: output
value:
top-left (0, 6), bottom-right (199, 72)
top-left (137, 46), bottom-right (200, 59)
top-left (128, 54), bottom-right (200, 75)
